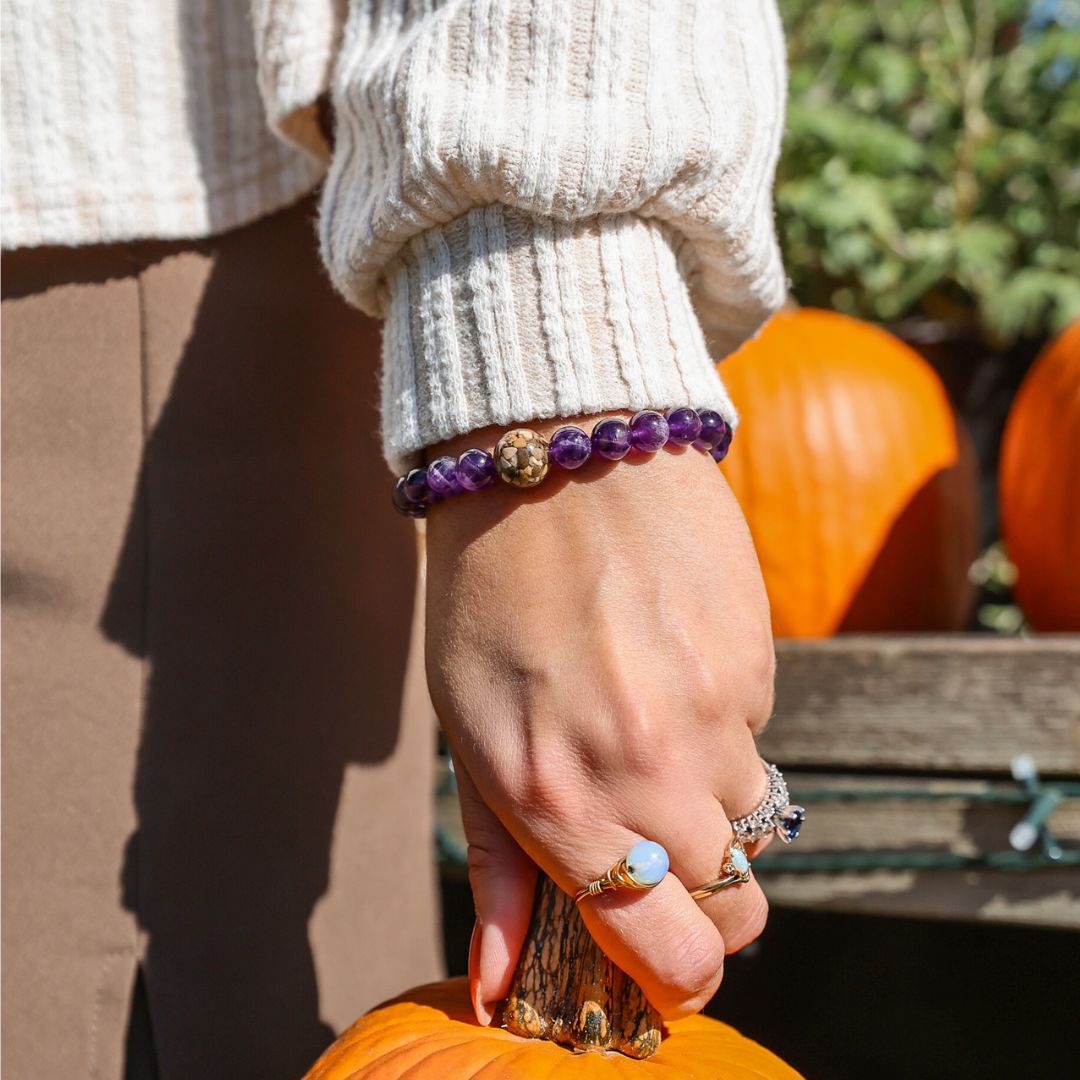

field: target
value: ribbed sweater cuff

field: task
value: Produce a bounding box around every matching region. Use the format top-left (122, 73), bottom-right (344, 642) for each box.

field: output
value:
top-left (379, 206), bottom-right (737, 474)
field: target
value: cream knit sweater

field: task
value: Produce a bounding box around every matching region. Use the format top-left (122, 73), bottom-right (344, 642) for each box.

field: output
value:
top-left (2, 1), bottom-right (788, 471)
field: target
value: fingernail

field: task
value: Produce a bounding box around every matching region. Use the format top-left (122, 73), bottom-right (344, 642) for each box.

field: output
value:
top-left (469, 918), bottom-right (492, 1025)
top-left (478, 920), bottom-right (512, 1026)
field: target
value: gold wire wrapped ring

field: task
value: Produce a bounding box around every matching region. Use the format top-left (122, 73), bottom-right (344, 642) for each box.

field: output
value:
top-left (574, 841), bottom-right (670, 904)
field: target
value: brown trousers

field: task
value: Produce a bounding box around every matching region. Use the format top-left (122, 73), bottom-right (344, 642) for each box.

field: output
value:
top-left (1, 199), bottom-right (442, 1080)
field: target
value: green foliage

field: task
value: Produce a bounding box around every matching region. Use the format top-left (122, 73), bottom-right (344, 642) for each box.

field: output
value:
top-left (777, 0), bottom-right (1080, 343)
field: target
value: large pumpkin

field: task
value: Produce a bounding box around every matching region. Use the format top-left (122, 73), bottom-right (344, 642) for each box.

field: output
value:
top-left (304, 878), bottom-right (802, 1079)
top-left (999, 320), bottom-right (1080, 631)
top-left (719, 308), bottom-right (978, 637)
top-left (305, 977), bottom-right (801, 1079)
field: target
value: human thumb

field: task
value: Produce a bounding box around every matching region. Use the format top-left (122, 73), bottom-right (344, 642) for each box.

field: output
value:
top-left (454, 760), bottom-right (538, 1026)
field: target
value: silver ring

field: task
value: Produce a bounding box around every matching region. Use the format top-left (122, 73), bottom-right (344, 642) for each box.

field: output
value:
top-left (730, 761), bottom-right (806, 844)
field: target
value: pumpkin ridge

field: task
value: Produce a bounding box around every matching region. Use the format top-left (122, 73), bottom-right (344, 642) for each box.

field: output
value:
top-left (350, 1011), bottom-right (518, 1052)
top-left (1000, 319), bottom-right (1080, 630)
top-left (386, 1034), bottom-right (528, 1079)
top-left (359, 1033), bottom-right (503, 1078)
top-left (471, 1042), bottom-right (569, 1079)
top-left (304, 1001), bottom-right (518, 1077)
top-left (648, 1023), bottom-right (804, 1078)
top-left (720, 307), bottom-right (976, 635)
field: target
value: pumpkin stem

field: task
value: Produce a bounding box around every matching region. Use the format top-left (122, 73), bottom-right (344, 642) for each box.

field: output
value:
top-left (500, 874), bottom-right (662, 1058)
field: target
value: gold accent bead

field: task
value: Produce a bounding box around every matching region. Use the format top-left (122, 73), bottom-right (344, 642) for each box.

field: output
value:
top-left (494, 428), bottom-right (550, 488)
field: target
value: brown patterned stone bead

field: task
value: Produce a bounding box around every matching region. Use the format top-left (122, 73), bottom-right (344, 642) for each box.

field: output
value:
top-left (494, 428), bottom-right (550, 488)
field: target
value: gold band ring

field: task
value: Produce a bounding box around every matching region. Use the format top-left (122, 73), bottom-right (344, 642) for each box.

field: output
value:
top-left (574, 840), bottom-right (669, 904)
top-left (689, 838), bottom-right (752, 901)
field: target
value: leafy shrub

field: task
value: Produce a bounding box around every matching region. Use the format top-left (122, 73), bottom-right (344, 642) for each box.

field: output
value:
top-left (777, 0), bottom-right (1080, 343)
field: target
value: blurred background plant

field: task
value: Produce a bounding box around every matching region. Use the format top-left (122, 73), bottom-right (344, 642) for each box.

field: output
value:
top-left (778, 0), bottom-right (1080, 346)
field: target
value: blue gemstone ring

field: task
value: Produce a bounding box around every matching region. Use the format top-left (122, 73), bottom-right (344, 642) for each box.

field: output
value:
top-left (574, 840), bottom-right (670, 904)
top-left (689, 838), bottom-right (753, 900)
top-left (730, 762), bottom-right (807, 845)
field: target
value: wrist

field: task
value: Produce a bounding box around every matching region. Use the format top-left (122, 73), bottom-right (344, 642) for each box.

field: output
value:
top-left (394, 406), bottom-right (733, 518)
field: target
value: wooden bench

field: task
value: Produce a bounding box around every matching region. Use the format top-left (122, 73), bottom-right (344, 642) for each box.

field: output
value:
top-left (754, 636), bottom-right (1080, 930)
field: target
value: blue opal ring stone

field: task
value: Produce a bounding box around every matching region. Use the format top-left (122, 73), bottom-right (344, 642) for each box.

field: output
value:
top-left (730, 761), bottom-right (807, 845)
top-left (689, 838), bottom-right (752, 900)
top-left (574, 840), bottom-right (670, 903)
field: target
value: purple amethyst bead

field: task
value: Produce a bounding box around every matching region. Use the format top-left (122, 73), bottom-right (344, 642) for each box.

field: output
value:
top-left (427, 455), bottom-right (463, 497)
top-left (665, 407), bottom-right (702, 446)
top-left (629, 410), bottom-right (669, 453)
top-left (709, 422), bottom-right (734, 462)
top-left (693, 409), bottom-right (726, 451)
top-left (456, 448), bottom-right (497, 491)
top-left (404, 467), bottom-right (430, 504)
top-left (392, 477), bottom-right (424, 517)
top-left (592, 418), bottom-right (632, 460)
top-left (549, 426), bottom-right (592, 470)
top-left (392, 477), bottom-right (412, 515)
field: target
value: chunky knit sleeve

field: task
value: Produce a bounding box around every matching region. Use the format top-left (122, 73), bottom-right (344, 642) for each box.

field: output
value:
top-left (318, 0), bottom-right (788, 471)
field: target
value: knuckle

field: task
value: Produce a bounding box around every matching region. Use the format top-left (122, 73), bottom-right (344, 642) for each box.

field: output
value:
top-left (681, 644), bottom-right (723, 703)
top-left (623, 734), bottom-right (678, 785)
top-left (662, 926), bottom-right (726, 1005)
top-left (744, 624), bottom-right (776, 692)
top-left (755, 628), bottom-right (778, 685)
top-left (610, 701), bottom-right (681, 780)
top-left (516, 754), bottom-right (581, 825)
top-left (703, 625), bottom-right (776, 735)
top-left (616, 699), bottom-right (665, 751)
top-left (747, 694), bottom-right (774, 737)
top-left (743, 630), bottom-right (776, 735)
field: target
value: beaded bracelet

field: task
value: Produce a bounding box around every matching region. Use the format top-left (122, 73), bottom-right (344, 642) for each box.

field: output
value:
top-left (392, 407), bottom-right (733, 517)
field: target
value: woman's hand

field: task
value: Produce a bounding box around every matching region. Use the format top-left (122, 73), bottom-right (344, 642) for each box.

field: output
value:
top-left (425, 413), bottom-right (776, 1025)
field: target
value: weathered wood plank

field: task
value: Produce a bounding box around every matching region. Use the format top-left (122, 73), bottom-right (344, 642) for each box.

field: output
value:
top-left (759, 868), bottom-right (1079, 929)
top-left (769, 773), bottom-right (1080, 853)
top-left (760, 636), bottom-right (1080, 776)
top-left (754, 772), bottom-right (1080, 930)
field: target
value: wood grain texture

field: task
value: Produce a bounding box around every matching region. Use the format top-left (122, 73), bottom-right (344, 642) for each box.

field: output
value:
top-left (760, 636), bottom-right (1080, 775)
top-left (764, 774), bottom-right (1080, 853)
top-left (754, 773), bottom-right (1080, 929)
top-left (759, 868), bottom-right (1079, 928)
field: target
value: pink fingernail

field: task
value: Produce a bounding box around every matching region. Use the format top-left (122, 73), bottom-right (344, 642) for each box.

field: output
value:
top-left (469, 919), bottom-right (492, 1025)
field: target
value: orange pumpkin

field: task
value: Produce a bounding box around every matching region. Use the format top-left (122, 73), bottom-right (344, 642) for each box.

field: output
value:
top-left (999, 320), bottom-right (1080, 631)
top-left (304, 878), bottom-right (802, 1079)
top-left (304, 977), bottom-right (802, 1079)
top-left (719, 308), bottom-right (978, 637)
